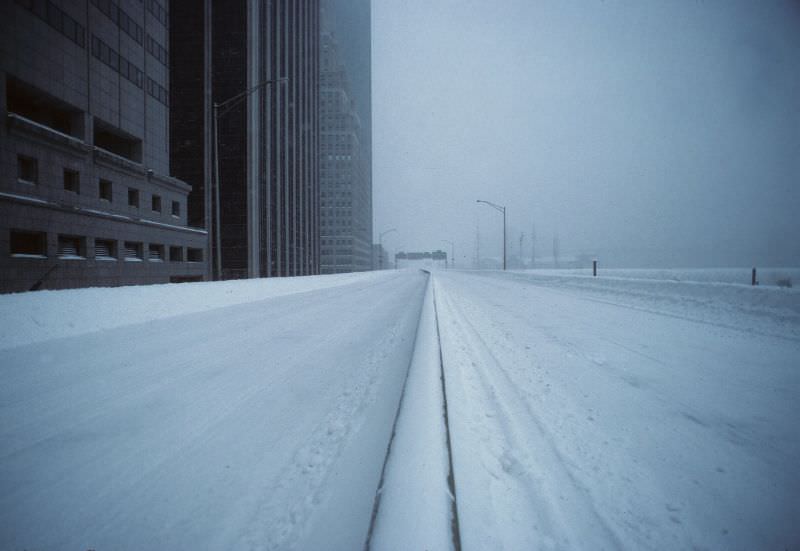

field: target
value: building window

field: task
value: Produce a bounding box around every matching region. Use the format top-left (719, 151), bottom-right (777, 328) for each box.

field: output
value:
top-left (17, 155), bottom-right (37, 184)
top-left (94, 238), bottom-right (117, 260)
top-left (128, 188), bottom-right (139, 208)
top-left (148, 243), bottom-right (165, 261)
top-left (64, 169), bottom-right (80, 193)
top-left (99, 179), bottom-right (113, 201)
top-left (57, 235), bottom-right (85, 259)
top-left (169, 246), bottom-right (183, 262)
top-left (123, 241), bottom-right (143, 261)
top-left (171, 200), bottom-right (180, 217)
top-left (187, 248), bottom-right (203, 262)
top-left (151, 194), bottom-right (162, 212)
top-left (10, 230), bottom-right (46, 258)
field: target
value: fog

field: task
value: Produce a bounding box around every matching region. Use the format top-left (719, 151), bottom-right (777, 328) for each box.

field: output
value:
top-left (372, 0), bottom-right (800, 268)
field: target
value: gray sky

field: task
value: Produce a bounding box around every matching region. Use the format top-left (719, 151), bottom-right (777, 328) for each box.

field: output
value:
top-left (371, 0), bottom-right (800, 268)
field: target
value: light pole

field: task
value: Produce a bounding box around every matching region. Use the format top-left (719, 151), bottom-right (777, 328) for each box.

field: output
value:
top-left (477, 199), bottom-right (506, 270)
top-left (378, 228), bottom-right (396, 270)
top-left (442, 239), bottom-right (454, 270)
top-left (212, 77), bottom-right (288, 280)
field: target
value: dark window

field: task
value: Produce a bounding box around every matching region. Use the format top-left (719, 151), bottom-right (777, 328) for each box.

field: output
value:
top-left (94, 118), bottom-right (143, 161)
top-left (187, 248), bottom-right (203, 262)
top-left (94, 238), bottom-right (117, 259)
top-left (63, 169), bottom-right (80, 193)
top-left (6, 77), bottom-right (82, 137)
top-left (57, 235), bottom-right (85, 258)
top-left (10, 230), bottom-right (46, 257)
top-left (99, 179), bottom-right (112, 201)
top-left (152, 194), bottom-right (161, 212)
top-left (169, 246), bottom-right (183, 262)
top-left (123, 241), bottom-right (143, 260)
top-left (171, 200), bottom-right (180, 217)
top-left (128, 188), bottom-right (139, 207)
top-left (17, 155), bottom-right (37, 183)
top-left (148, 243), bottom-right (165, 261)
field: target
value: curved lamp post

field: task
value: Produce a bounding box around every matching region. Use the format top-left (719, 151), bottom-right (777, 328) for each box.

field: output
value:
top-left (441, 239), bottom-right (454, 270)
top-left (378, 228), bottom-right (396, 270)
top-left (477, 199), bottom-right (506, 270)
top-left (213, 77), bottom-right (288, 280)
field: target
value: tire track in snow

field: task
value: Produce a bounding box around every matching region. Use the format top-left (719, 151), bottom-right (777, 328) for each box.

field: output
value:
top-left (436, 279), bottom-right (624, 549)
top-left (432, 278), bottom-right (463, 551)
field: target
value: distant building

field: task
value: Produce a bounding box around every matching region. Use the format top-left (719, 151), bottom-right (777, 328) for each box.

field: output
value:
top-left (0, 0), bottom-right (208, 293)
top-left (170, 0), bottom-right (321, 280)
top-left (320, 0), bottom-right (372, 274)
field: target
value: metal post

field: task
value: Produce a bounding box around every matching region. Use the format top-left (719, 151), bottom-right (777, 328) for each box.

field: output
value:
top-left (477, 199), bottom-right (506, 271)
top-left (593, 259), bottom-right (597, 277)
top-left (503, 207), bottom-right (506, 271)
top-left (213, 103), bottom-right (222, 281)
top-left (752, 267), bottom-right (757, 286)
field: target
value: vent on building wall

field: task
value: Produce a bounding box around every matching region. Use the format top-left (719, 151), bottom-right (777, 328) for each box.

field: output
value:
top-left (57, 235), bottom-right (84, 259)
top-left (123, 241), bottom-right (143, 261)
top-left (148, 244), bottom-right (165, 261)
top-left (95, 239), bottom-right (117, 260)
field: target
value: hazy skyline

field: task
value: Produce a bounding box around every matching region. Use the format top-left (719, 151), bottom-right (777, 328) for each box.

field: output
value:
top-left (372, 0), bottom-right (800, 267)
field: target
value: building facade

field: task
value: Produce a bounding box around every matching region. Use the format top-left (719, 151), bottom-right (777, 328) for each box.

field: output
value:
top-left (171, 0), bottom-right (320, 280)
top-left (0, 0), bottom-right (208, 293)
top-left (319, 0), bottom-right (371, 274)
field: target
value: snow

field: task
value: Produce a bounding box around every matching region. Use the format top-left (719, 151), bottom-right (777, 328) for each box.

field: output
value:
top-left (369, 277), bottom-right (454, 551)
top-left (0, 271), bottom-right (392, 350)
top-left (434, 269), bottom-right (800, 550)
top-left (1, 267), bottom-right (798, 549)
top-left (0, 270), bottom-right (427, 550)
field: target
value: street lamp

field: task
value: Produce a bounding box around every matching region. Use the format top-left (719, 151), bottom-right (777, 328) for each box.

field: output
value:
top-left (212, 77), bottom-right (288, 280)
top-left (378, 228), bottom-right (396, 270)
top-left (477, 199), bottom-right (506, 270)
top-left (441, 239), bottom-right (454, 270)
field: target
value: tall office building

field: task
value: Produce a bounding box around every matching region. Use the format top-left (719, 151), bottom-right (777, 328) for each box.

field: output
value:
top-left (0, 0), bottom-right (208, 293)
top-left (319, 0), bottom-right (372, 274)
top-left (171, 0), bottom-right (320, 280)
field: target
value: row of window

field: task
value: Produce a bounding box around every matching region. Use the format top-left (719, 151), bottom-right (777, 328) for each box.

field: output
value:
top-left (145, 34), bottom-right (169, 67)
top-left (146, 77), bottom-right (169, 106)
top-left (16, 155), bottom-right (181, 216)
top-left (9, 230), bottom-right (203, 263)
top-left (145, 0), bottom-right (167, 27)
top-left (91, 0), bottom-right (143, 45)
top-left (92, 34), bottom-right (144, 89)
top-left (16, 0), bottom-right (86, 48)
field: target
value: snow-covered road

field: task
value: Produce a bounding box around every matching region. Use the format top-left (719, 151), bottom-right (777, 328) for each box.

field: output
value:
top-left (1, 271), bottom-right (427, 550)
top-left (1, 268), bottom-right (798, 550)
top-left (434, 270), bottom-right (799, 550)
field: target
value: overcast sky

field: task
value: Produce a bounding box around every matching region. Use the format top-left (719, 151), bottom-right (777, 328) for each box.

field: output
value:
top-left (371, 0), bottom-right (800, 268)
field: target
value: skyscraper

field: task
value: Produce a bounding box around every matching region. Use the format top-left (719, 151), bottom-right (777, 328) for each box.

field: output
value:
top-left (171, 0), bottom-right (321, 280)
top-left (319, 0), bottom-right (372, 274)
top-left (1, 0), bottom-right (208, 293)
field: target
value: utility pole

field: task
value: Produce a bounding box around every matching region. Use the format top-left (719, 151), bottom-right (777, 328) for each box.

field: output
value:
top-left (477, 199), bottom-right (506, 270)
top-left (530, 222), bottom-right (536, 269)
top-left (476, 219), bottom-right (481, 269)
top-left (553, 231), bottom-right (560, 269)
top-left (519, 233), bottom-right (524, 269)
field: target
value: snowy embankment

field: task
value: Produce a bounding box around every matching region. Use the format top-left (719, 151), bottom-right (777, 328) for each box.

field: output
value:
top-left (0, 271), bottom-right (428, 550)
top-left (499, 267), bottom-right (800, 340)
top-left (0, 270), bottom-right (389, 350)
top-left (434, 270), bottom-right (800, 550)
